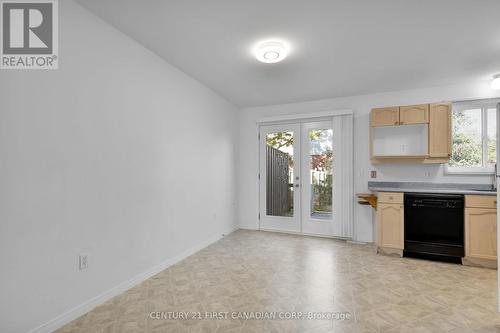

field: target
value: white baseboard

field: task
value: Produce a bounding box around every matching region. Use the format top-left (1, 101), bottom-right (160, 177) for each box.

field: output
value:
top-left (238, 226), bottom-right (258, 230)
top-left (347, 240), bottom-right (367, 245)
top-left (259, 228), bottom-right (350, 240)
top-left (28, 227), bottom-right (238, 333)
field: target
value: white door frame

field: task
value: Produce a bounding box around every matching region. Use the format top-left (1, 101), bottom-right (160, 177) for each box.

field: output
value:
top-left (301, 120), bottom-right (334, 236)
top-left (257, 111), bottom-right (354, 239)
top-left (259, 123), bottom-right (301, 233)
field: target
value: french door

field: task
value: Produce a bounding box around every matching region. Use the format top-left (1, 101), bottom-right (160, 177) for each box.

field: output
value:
top-left (259, 121), bottom-right (335, 236)
top-left (259, 123), bottom-right (302, 232)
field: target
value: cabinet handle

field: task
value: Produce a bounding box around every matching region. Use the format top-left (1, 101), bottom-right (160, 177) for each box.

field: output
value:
top-left (389, 196), bottom-right (394, 200)
top-left (400, 121), bottom-right (404, 124)
top-left (394, 121), bottom-right (398, 125)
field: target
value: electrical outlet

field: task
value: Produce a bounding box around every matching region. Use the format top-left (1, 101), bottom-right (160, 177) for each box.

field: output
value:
top-left (370, 170), bottom-right (377, 178)
top-left (79, 254), bottom-right (88, 270)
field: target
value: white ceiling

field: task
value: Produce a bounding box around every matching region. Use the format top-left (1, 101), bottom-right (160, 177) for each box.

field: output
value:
top-left (76, 0), bottom-right (500, 107)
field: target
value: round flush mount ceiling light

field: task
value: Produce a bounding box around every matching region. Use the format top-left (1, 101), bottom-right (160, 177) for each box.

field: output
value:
top-left (491, 74), bottom-right (500, 90)
top-left (255, 41), bottom-right (289, 64)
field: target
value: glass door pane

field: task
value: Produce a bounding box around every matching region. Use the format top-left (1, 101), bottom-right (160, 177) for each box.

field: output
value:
top-left (301, 120), bottom-right (334, 236)
top-left (265, 131), bottom-right (295, 217)
top-left (309, 129), bottom-right (333, 219)
top-left (259, 123), bottom-right (301, 233)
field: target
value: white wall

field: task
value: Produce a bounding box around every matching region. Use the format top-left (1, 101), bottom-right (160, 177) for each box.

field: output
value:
top-left (0, 1), bottom-right (238, 333)
top-left (238, 82), bottom-right (500, 242)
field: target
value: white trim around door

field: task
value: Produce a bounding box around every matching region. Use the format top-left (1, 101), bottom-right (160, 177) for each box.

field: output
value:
top-left (258, 114), bottom-right (354, 238)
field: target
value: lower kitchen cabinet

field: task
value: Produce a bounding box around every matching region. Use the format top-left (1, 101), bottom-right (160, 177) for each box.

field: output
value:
top-left (373, 193), bottom-right (497, 267)
top-left (377, 202), bottom-right (404, 250)
top-left (465, 207), bottom-right (497, 260)
top-left (464, 195), bottom-right (497, 268)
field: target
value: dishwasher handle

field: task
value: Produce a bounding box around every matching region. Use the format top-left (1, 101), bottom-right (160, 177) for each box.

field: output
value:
top-left (406, 198), bottom-right (463, 209)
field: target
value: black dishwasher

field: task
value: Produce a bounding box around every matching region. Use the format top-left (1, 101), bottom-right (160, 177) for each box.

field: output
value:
top-left (404, 193), bottom-right (464, 263)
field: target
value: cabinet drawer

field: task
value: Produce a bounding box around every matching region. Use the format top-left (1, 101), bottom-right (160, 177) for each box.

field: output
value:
top-left (465, 195), bottom-right (497, 209)
top-left (378, 192), bottom-right (404, 204)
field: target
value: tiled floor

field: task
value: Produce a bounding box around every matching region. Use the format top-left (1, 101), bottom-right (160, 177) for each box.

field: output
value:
top-left (57, 230), bottom-right (499, 332)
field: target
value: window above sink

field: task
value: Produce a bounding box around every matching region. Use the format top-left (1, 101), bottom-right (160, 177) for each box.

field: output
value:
top-left (446, 99), bottom-right (499, 175)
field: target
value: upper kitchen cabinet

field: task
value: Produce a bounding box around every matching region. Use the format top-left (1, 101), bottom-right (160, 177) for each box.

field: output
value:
top-left (399, 104), bottom-right (429, 125)
top-left (371, 107), bottom-right (399, 127)
top-left (429, 103), bottom-right (452, 158)
top-left (370, 102), bottom-right (452, 164)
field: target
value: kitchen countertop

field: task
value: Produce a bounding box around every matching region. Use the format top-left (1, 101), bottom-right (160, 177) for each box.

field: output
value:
top-left (368, 181), bottom-right (496, 195)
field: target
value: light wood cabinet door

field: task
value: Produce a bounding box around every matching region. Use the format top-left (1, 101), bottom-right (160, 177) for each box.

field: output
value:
top-left (399, 104), bottom-right (429, 125)
top-left (465, 208), bottom-right (497, 260)
top-left (371, 107), bottom-right (399, 127)
top-left (377, 203), bottom-right (404, 249)
top-left (429, 103), bottom-right (452, 158)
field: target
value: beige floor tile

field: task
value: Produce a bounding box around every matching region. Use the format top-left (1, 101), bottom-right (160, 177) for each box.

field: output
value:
top-left (55, 230), bottom-right (498, 333)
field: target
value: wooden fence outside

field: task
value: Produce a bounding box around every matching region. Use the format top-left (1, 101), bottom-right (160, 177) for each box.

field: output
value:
top-left (266, 146), bottom-right (293, 216)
